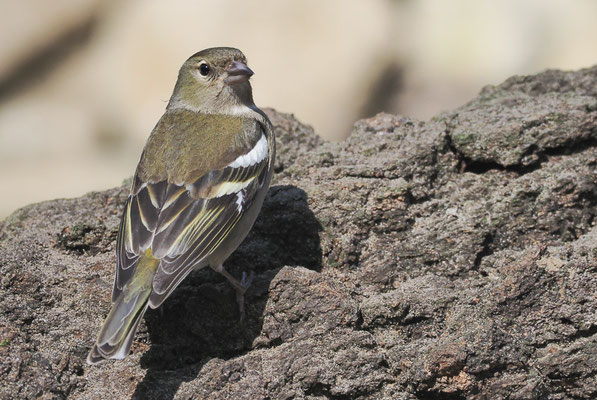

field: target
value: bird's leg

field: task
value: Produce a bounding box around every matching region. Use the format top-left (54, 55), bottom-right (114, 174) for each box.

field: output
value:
top-left (236, 271), bottom-right (255, 324)
top-left (210, 264), bottom-right (254, 323)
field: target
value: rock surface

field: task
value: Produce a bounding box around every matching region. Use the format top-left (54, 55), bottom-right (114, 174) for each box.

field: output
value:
top-left (1, 66), bottom-right (596, 399)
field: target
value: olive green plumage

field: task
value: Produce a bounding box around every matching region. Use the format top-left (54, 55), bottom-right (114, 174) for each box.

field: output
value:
top-left (137, 110), bottom-right (261, 185)
top-left (88, 47), bottom-right (275, 364)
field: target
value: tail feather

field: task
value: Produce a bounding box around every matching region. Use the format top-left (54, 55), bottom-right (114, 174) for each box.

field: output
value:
top-left (87, 250), bottom-right (159, 364)
top-left (87, 291), bottom-right (150, 364)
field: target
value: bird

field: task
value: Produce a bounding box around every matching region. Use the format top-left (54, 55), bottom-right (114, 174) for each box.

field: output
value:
top-left (87, 47), bottom-right (275, 364)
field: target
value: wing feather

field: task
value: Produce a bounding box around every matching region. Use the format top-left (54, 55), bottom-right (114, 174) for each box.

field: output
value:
top-left (148, 157), bottom-right (268, 306)
top-left (113, 124), bottom-right (272, 308)
top-left (146, 181), bottom-right (168, 208)
top-left (151, 194), bottom-right (246, 302)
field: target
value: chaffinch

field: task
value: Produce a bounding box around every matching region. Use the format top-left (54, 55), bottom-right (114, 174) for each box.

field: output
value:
top-left (88, 47), bottom-right (275, 364)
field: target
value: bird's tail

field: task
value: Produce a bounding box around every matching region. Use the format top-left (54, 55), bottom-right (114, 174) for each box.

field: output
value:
top-left (87, 250), bottom-right (159, 364)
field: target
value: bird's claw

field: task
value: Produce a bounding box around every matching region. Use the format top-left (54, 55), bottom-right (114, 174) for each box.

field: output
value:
top-left (240, 271), bottom-right (255, 292)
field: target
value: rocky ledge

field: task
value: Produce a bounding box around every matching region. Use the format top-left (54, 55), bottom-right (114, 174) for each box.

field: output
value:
top-left (1, 66), bottom-right (596, 399)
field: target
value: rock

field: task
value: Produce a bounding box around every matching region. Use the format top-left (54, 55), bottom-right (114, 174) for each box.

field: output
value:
top-left (1, 66), bottom-right (596, 399)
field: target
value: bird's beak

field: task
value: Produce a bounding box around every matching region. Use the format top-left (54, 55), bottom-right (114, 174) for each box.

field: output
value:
top-left (225, 61), bottom-right (254, 85)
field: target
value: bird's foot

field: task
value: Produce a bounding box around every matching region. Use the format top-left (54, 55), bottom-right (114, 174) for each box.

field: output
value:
top-left (210, 263), bottom-right (255, 324)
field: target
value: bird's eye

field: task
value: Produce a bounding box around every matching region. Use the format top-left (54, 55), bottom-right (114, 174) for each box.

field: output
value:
top-left (198, 63), bottom-right (210, 76)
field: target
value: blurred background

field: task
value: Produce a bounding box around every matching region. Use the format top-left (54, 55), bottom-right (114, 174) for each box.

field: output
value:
top-left (1, 0), bottom-right (596, 218)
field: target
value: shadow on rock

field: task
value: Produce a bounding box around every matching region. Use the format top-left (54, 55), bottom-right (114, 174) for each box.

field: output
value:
top-left (131, 185), bottom-right (322, 399)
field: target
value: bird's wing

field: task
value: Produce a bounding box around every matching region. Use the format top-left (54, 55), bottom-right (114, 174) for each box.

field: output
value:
top-left (113, 118), bottom-right (272, 308)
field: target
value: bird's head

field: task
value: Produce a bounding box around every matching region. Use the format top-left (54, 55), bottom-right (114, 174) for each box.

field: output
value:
top-left (168, 47), bottom-right (255, 115)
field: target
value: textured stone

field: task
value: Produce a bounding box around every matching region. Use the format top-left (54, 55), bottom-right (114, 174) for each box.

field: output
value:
top-left (1, 66), bottom-right (596, 399)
